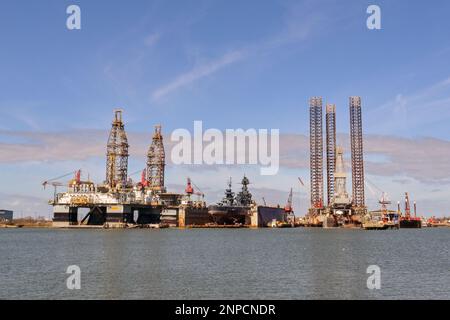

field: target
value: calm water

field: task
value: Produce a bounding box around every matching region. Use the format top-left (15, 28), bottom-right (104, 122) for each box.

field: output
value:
top-left (0, 228), bottom-right (448, 300)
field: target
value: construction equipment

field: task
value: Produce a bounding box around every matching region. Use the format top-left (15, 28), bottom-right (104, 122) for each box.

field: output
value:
top-left (42, 170), bottom-right (79, 189)
top-left (284, 188), bottom-right (293, 213)
top-left (42, 170), bottom-right (80, 202)
top-left (399, 192), bottom-right (421, 228)
top-left (283, 188), bottom-right (296, 226)
top-left (379, 192), bottom-right (391, 211)
top-left (262, 197), bottom-right (267, 206)
top-left (185, 178), bottom-right (204, 200)
top-left (404, 192), bottom-right (411, 218)
top-left (185, 178), bottom-right (194, 195)
top-left (140, 169), bottom-right (148, 187)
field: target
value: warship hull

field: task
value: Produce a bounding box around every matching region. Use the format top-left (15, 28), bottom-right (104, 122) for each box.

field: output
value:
top-left (208, 205), bottom-right (250, 225)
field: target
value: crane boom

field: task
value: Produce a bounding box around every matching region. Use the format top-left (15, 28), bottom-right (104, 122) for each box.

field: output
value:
top-left (42, 170), bottom-right (80, 189)
top-left (284, 188), bottom-right (293, 213)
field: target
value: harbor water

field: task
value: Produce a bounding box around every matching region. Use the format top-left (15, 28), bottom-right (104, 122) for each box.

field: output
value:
top-left (0, 228), bottom-right (448, 299)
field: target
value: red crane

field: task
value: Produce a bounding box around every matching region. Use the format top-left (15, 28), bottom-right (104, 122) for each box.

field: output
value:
top-left (185, 177), bottom-right (194, 195)
top-left (404, 192), bottom-right (411, 219)
top-left (185, 177), bottom-right (204, 199)
top-left (141, 169), bottom-right (148, 187)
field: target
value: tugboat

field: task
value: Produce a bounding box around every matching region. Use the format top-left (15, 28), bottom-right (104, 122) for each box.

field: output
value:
top-left (399, 192), bottom-right (422, 229)
top-left (208, 176), bottom-right (253, 225)
top-left (363, 193), bottom-right (399, 230)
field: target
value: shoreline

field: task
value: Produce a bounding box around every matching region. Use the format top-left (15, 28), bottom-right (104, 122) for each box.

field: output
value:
top-left (2, 223), bottom-right (449, 230)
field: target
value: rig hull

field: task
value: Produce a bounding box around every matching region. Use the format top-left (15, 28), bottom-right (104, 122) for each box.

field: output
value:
top-left (257, 206), bottom-right (286, 227)
top-left (399, 219), bottom-right (422, 229)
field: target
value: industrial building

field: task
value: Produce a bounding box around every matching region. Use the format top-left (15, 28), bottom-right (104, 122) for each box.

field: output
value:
top-left (0, 210), bottom-right (13, 222)
top-left (308, 96), bottom-right (367, 227)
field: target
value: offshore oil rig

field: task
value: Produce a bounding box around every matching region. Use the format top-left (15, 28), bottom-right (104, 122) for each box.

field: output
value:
top-left (47, 110), bottom-right (212, 228)
top-left (306, 96), bottom-right (428, 229)
top-left (307, 96), bottom-right (366, 227)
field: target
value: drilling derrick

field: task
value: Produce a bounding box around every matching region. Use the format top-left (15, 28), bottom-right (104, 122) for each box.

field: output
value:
top-left (333, 146), bottom-right (350, 206)
top-left (309, 97), bottom-right (324, 211)
top-left (325, 104), bottom-right (336, 206)
top-left (349, 96), bottom-right (365, 210)
top-left (105, 110), bottom-right (129, 189)
top-left (147, 125), bottom-right (166, 192)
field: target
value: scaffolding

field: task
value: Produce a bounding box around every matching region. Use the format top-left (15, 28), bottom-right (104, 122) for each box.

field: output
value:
top-left (309, 97), bottom-right (324, 209)
top-left (147, 125), bottom-right (166, 192)
top-left (349, 96), bottom-right (365, 208)
top-left (325, 104), bottom-right (336, 206)
top-left (105, 110), bottom-right (129, 189)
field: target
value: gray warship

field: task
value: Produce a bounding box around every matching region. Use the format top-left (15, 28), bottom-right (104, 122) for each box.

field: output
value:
top-left (208, 176), bottom-right (253, 225)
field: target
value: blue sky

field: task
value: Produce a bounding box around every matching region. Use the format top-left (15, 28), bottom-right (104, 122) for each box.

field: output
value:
top-left (0, 0), bottom-right (450, 217)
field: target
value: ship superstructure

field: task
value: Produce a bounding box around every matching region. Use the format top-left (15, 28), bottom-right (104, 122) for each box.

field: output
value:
top-left (208, 176), bottom-right (254, 225)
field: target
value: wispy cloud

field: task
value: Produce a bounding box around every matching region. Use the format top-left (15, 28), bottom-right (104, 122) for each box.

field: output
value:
top-left (151, 50), bottom-right (247, 100)
top-left (144, 32), bottom-right (161, 47)
top-left (367, 77), bottom-right (450, 135)
top-left (0, 101), bottom-right (44, 130)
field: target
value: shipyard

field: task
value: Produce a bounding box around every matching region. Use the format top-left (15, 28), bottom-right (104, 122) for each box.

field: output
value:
top-left (35, 97), bottom-right (443, 231)
top-left (44, 109), bottom-right (288, 229)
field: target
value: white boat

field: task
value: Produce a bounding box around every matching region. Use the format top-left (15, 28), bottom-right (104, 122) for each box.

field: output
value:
top-left (421, 218), bottom-right (428, 228)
